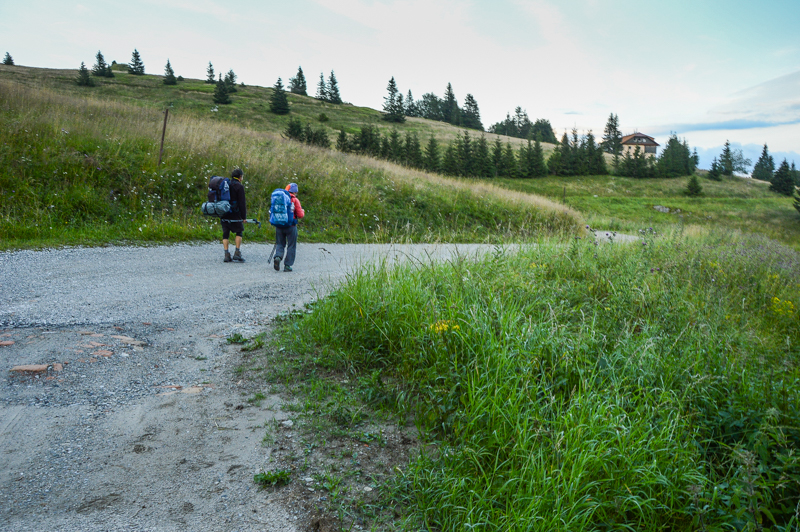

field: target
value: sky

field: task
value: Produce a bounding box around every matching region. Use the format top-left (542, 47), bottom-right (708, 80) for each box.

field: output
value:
top-left (2, 0), bottom-right (799, 170)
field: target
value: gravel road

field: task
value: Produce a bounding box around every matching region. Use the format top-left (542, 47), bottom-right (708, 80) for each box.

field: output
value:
top-left (0, 242), bottom-right (498, 532)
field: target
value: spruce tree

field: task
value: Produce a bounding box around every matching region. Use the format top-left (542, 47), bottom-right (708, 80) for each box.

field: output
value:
top-left (2, 52), bottom-right (13, 66)
top-left (770, 159), bottom-right (794, 196)
top-left (686, 175), bottom-right (702, 197)
top-left (424, 135), bottom-right (440, 172)
top-left (129, 49), bottom-right (145, 75)
top-left (405, 90), bottom-right (419, 117)
top-left (316, 73), bottom-right (328, 101)
top-left (76, 62), bottom-right (95, 86)
top-left (474, 135), bottom-right (491, 177)
top-left (492, 138), bottom-right (504, 177)
top-left (336, 130), bottom-right (350, 152)
top-left (532, 138), bottom-right (547, 177)
top-left (92, 51), bottom-right (108, 77)
top-left (327, 71), bottom-right (342, 104)
top-left (269, 77), bottom-right (290, 114)
top-left (503, 142), bottom-right (518, 178)
top-left (707, 157), bottom-right (722, 181)
top-left (212, 73), bottom-right (231, 104)
top-left (388, 129), bottom-right (403, 163)
top-left (558, 132), bottom-right (572, 176)
top-left (518, 140), bottom-right (532, 179)
top-left (442, 143), bottom-right (459, 175)
top-left (794, 187), bottom-right (800, 216)
top-left (442, 83), bottom-right (459, 125)
top-left (719, 140), bottom-right (734, 176)
top-left (532, 119), bottom-right (557, 144)
top-left (288, 66), bottom-right (307, 95)
top-left (601, 113), bottom-right (622, 155)
top-left (406, 132), bottom-right (423, 169)
top-left (224, 70), bottom-right (237, 92)
top-left (461, 94), bottom-right (483, 131)
top-left (285, 117), bottom-right (304, 141)
top-left (205, 62), bottom-right (215, 84)
top-left (382, 77), bottom-right (405, 123)
top-left (163, 59), bottom-right (177, 85)
top-left (752, 143), bottom-right (775, 181)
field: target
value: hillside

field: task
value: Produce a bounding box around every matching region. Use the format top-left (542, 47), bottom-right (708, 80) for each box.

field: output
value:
top-left (0, 64), bottom-right (577, 249)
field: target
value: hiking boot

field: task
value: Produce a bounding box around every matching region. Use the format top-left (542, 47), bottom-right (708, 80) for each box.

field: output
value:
top-left (284, 265), bottom-right (293, 272)
top-left (232, 249), bottom-right (245, 263)
top-left (224, 251), bottom-right (232, 263)
top-left (273, 256), bottom-right (281, 271)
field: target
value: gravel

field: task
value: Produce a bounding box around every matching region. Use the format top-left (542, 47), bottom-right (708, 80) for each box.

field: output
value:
top-left (0, 241), bottom-right (498, 531)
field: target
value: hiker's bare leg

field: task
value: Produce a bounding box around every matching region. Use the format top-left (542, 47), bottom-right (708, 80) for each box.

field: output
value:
top-left (235, 235), bottom-right (242, 249)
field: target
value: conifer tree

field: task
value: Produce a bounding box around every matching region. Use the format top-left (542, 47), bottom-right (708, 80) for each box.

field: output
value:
top-left (601, 113), bottom-right (622, 155)
top-left (461, 94), bottom-right (483, 131)
top-left (285, 117), bottom-right (304, 141)
top-left (442, 143), bottom-right (459, 176)
top-left (406, 132), bottom-right (424, 169)
top-left (336, 129), bottom-right (350, 152)
top-left (129, 49), bottom-right (145, 75)
top-left (224, 70), bottom-right (237, 92)
top-left (327, 71), bottom-right (342, 104)
top-left (791, 162), bottom-right (800, 186)
top-left (558, 132), bottom-right (572, 176)
top-left (518, 141), bottom-right (532, 179)
top-left (770, 159), bottom-right (794, 196)
top-left (474, 135), bottom-right (491, 177)
top-left (2, 52), bottom-right (13, 66)
top-left (213, 73), bottom-right (231, 104)
top-left (532, 119), bottom-right (557, 144)
top-left (532, 138), bottom-right (547, 177)
top-left (382, 77), bottom-right (405, 123)
top-left (719, 140), bottom-right (734, 176)
top-left (163, 59), bottom-right (177, 85)
top-left (206, 62), bottom-right (215, 84)
top-left (707, 157), bottom-right (722, 181)
top-left (388, 129), bottom-right (403, 162)
top-left (92, 51), bottom-right (108, 77)
top-left (442, 83), bottom-right (459, 125)
top-left (270, 77), bottom-right (290, 115)
top-left (686, 175), bottom-right (702, 197)
top-left (503, 142), bottom-right (518, 178)
top-left (404, 90), bottom-right (419, 117)
top-left (288, 66), bottom-right (307, 95)
top-left (419, 93), bottom-right (442, 121)
top-left (315, 73), bottom-right (328, 101)
top-left (492, 138), bottom-right (504, 177)
top-left (456, 131), bottom-right (473, 176)
top-left (752, 143), bottom-right (775, 181)
top-left (794, 187), bottom-right (800, 216)
top-left (424, 135), bottom-right (440, 172)
top-left (76, 62), bottom-right (95, 86)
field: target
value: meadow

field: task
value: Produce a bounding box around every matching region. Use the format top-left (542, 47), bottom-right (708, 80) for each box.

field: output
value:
top-left (3, 63), bottom-right (800, 530)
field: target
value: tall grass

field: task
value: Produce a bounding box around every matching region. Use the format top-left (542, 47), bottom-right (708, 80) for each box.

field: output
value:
top-left (0, 80), bottom-right (580, 248)
top-left (289, 230), bottom-right (800, 530)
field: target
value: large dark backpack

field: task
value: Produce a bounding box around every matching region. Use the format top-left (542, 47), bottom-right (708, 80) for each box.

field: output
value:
top-left (201, 176), bottom-right (232, 216)
top-left (269, 189), bottom-right (295, 227)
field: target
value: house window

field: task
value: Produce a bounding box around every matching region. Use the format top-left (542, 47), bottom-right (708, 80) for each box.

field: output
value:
top-left (645, 146), bottom-right (656, 154)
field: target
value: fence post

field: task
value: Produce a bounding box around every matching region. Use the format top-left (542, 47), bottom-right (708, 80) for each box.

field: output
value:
top-left (158, 108), bottom-right (169, 166)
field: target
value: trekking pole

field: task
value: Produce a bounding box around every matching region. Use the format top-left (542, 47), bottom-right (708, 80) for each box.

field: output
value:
top-left (267, 240), bottom-right (277, 263)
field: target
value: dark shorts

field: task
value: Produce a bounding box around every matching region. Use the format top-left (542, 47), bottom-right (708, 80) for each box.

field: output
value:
top-left (221, 220), bottom-right (244, 239)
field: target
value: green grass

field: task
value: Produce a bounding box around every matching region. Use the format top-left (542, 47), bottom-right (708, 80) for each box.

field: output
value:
top-left (0, 68), bottom-right (579, 249)
top-left (495, 174), bottom-right (800, 249)
top-left (286, 231), bottom-right (800, 530)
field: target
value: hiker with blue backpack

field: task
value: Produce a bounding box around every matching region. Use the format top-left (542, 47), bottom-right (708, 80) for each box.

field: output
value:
top-left (269, 183), bottom-right (304, 272)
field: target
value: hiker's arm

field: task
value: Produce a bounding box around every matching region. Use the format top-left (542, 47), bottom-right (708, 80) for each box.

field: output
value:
top-left (293, 197), bottom-right (304, 219)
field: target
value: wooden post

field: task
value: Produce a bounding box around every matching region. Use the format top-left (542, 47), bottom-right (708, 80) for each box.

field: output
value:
top-left (158, 108), bottom-right (169, 166)
top-left (562, 186), bottom-right (566, 203)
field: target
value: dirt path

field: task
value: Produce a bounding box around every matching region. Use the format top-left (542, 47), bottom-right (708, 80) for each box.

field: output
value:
top-left (0, 242), bottom-right (500, 531)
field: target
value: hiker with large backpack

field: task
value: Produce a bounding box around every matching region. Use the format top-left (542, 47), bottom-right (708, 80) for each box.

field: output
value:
top-left (220, 168), bottom-right (247, 262)
top-left (269, 182), bottom-right (304, 272)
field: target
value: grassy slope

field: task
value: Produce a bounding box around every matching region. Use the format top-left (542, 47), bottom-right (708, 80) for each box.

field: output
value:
top-left (0, 65), bottom-right (578, 249)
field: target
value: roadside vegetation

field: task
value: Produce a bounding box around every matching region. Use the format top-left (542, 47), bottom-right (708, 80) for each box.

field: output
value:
top-left (285, 230), bottom-right (800, 530)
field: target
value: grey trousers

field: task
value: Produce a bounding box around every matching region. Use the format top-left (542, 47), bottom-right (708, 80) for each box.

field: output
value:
top-left (274, 225), bottom-right (298, 266)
